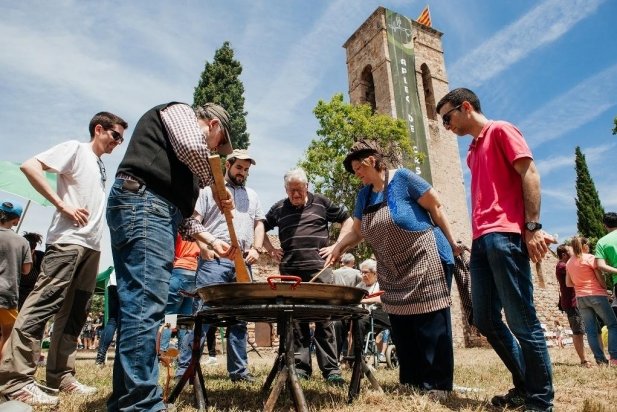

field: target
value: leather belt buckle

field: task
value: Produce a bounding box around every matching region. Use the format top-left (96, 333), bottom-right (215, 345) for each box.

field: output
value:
top-left (122, 180), bottom-right (141, 192)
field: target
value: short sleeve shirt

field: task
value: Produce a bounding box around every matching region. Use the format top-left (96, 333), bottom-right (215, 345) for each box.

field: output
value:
top-left (466, 121), bottom-right (532, 239)
top-left (566, 254), bottom-right (606, 297)
top-left (353, 168), bottom-right (454, 265)
top-left (595, 230), bottom-right (617, 283)
top-left (0, 228), bottom-right (32, 309)
top-left (36, 141), bottom-right (106, 250)
top-left (264, 193), bottom-right (349, 273)
top-left (194, 183), bottom-right (264, 252)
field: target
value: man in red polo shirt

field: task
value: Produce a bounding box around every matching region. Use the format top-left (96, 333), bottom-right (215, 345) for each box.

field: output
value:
top-left (437, 88), bottom-right (553, 412)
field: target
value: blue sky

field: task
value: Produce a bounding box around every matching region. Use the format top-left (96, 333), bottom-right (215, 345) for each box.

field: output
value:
top-left (1, 0), bottom-right (615, 271)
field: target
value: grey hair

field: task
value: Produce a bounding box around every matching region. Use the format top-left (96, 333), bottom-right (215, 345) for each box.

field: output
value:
top-left (341, 253), bottom-right (356, 265)
top-left (359, 258), bottom-right (376, 272)
top-left (284, 168), bottom-right (308, 187)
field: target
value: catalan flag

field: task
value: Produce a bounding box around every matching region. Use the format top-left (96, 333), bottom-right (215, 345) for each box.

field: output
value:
top-left (417, 5), bottom-right (432, 27)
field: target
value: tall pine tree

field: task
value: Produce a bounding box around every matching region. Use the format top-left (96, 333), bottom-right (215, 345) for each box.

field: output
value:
top-left (574, 146), bottom-right (605, 239)
top-left (193, 41), bottom-right (249, 149)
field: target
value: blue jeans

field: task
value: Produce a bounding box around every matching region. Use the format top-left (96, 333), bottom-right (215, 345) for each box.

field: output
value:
top-left (96, 285), bottom-right (118, 364)
top-left (471, 232), bottom-right (553, 411)
top-left (577, 295), bottom-right (617, 363)
top-left (176, 258), bottom-right (249, 379)
top-left (159, 268), bottom-right (195, 351)
top-left (106, 180), bottom-right (182, 412)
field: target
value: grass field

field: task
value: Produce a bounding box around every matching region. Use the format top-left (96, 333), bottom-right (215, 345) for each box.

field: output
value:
top-left (29, 346), bottom-right (616, 411)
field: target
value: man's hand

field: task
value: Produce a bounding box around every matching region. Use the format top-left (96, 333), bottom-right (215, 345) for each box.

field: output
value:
top-left (318, 244), bottom-right (338, 262)
top-left (542, 231), bottom-right (558, 245)
top-left (323, 243), bottom-right (343, 268)
top-left (525, 230), bottom-right (549, 263)
top-left (244, 248), bottom-right (260, 265)
top-left (269, 248), bottom-right (283, 263)
top-left (59, 202), bottom-right (90, 226)
top-left (197, 242), bottom-right (216, 260)
top-left (212, 239), bottom-right (236, 259)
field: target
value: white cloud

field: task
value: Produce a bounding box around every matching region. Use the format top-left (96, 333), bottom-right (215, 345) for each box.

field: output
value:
top-left (449, 0), bottom-right (605, 87)
top-left (536, 155), bottom-right (573, 176)
top-left (543, 187), bottom-right (574, 205)
top-left (536, 141), bottom-right (617, 176)
top-left (521, 64), bottom-right (617, 148)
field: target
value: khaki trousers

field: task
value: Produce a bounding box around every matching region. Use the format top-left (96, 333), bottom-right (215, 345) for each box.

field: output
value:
top-left (0, 244), bottom-right (99, 393)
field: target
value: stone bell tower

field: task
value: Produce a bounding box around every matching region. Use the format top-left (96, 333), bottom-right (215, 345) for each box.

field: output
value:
top-left (344, 7), bottom-right (479, 347)
top-left (343, 6), bottom-right (471, 247)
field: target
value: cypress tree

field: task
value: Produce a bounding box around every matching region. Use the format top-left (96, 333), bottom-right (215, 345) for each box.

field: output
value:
top-left (574, 146), bottom-right (605, 239)
top-left (193, 41), bottom-right (249, 149)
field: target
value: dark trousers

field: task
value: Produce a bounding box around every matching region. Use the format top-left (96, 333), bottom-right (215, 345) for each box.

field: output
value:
top-left (333, 320), bottom-right (350, 359)
top-left (96, 285), bottom-right (119, 363)
top-left (206, 326), bottom-right (217, 357)
top-left (293, 320), bottom-right (340, 378)
top-left (389, 307), bottom-right (453, 391)
top-left (290, 268), bottom-right (340, 378)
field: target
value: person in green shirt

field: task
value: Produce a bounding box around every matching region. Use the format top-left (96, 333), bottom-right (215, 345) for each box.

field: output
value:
top-left (595, 212), bottom-right (617, 316)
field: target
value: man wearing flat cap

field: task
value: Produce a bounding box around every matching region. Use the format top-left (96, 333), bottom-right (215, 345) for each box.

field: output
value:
top-left (106, 102), bottom-right (234, 411)
top-left (176, 148), bottom-right (265, 383)
top-left (0, 201), bottom-right (32, 361)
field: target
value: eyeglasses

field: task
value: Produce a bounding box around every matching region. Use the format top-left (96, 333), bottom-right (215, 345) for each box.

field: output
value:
top-left (107, 129), bottom-right (124, 144)
top-left (361, 270), bottom-right (373, 274)
top-left (441, 104), bottom-right (462, 126)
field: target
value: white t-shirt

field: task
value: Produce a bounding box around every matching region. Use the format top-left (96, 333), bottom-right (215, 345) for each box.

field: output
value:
top-left (36, 141), bottom-right (106, 250)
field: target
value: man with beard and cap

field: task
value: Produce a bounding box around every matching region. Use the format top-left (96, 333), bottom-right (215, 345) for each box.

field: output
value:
top-left (176, 149), bottom-right (265, 383)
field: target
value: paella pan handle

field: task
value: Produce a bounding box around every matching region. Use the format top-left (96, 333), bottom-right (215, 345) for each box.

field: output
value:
top-left (364, 290), bottom-right (385, 299)
top-left (266, 275), bottom-right (302, 291)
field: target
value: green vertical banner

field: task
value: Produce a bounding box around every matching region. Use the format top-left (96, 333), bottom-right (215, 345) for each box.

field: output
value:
top-left (385, 9), bottom-right (432, 183)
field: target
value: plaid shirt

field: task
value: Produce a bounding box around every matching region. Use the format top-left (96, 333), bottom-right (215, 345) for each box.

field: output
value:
top-left (160, 103), bottom-right (214, 188)
top-left (160, 103), bottom-right (215, 237)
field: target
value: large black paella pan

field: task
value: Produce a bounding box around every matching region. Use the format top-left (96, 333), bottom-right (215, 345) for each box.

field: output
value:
top-left (197, 276), bottom-right (373, 306)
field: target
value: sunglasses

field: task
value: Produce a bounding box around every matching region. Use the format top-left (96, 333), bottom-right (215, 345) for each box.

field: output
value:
top-left (441, 104), bottom-right (462, 126)
top-left (107, 129), bottom-right (124, 144)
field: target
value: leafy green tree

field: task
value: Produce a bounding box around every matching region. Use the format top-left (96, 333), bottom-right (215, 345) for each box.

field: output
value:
top-left (574, 146), bottom-right (605, 241)
top-left (193, 41), bottom-right (249, 149)
top-left (299, 93), bottom-right (417, 260)
top-left (612, 116), bottom-right (616, 135)
top-left (89, 294), bottom-right (104, 315)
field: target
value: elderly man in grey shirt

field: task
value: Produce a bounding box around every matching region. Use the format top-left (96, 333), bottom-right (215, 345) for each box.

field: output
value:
top-left (332, 253), bottom-right (362, 287)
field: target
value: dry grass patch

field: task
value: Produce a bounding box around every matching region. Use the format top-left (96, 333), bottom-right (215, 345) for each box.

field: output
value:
top-left (29, 346), bottom-right (616, 411)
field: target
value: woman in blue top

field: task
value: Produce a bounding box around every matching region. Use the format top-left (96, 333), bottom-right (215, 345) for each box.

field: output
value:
top-left (327, 140), bottom-right (461, 398)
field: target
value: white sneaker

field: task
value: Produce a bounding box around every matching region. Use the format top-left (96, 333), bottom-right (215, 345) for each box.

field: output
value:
top-left (5, 382), bottom-right (59, 406)
top-left (60, 380), bottom-right (98, 395)
top-left (201, 356), bottom-right (218, 366)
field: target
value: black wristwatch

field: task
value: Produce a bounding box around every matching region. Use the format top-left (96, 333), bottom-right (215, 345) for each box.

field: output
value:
top-left (525, 222), bottom-right (542, 232)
